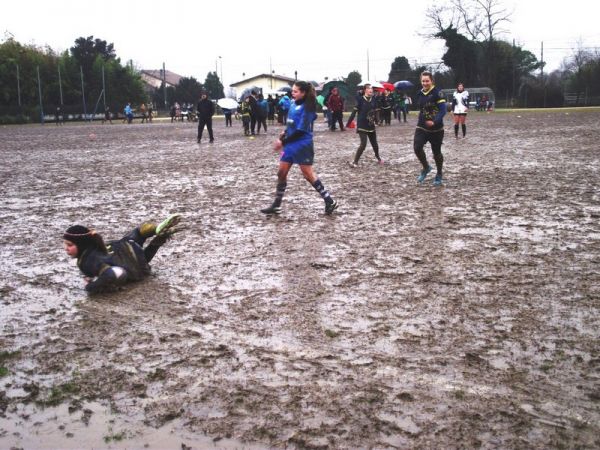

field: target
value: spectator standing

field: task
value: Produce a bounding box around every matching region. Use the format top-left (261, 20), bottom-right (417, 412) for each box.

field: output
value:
top-left (326, 87), bottom-right (345, 131)
top-left (196, 91), bottom-right (215, 143)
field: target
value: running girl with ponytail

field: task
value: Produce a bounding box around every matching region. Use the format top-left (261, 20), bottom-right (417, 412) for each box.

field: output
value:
top-left (261, 81), bottom-right (338, 215)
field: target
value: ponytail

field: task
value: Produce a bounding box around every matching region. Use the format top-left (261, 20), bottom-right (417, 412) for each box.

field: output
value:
top-left (294, 81), bottom-right (316, 113)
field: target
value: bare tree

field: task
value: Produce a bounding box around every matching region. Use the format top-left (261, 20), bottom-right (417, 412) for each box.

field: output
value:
top-left (563, 40), bottom-right (594, 104)
top-left (474, 0), bottom-right (512, 42)
top-left (424, 0), bottom-right (512, 42)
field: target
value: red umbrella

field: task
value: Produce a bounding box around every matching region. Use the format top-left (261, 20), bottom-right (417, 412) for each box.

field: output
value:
top-left (381, 82), bottom-right (395, 91)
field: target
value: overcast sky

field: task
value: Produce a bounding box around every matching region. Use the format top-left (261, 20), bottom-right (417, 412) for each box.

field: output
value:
top-left (2, 0), bottom-right (599, 87)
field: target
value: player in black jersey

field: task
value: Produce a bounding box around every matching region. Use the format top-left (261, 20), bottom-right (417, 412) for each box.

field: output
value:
top-left (413, 71), bottom-right (447, 186)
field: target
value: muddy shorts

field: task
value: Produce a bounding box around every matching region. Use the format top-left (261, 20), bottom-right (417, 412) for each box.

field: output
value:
top-left (280, 141), bottom-right (314, 165)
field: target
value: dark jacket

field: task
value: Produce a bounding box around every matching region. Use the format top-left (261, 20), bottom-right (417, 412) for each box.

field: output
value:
top-left (78, 240), bottom-right (150, 294)
top-left (353, 95), bottom-right (377, 132)
top-left (248, 95), bottom-right (260, 117)
top-left (197, 98), bottom-right (215, 119)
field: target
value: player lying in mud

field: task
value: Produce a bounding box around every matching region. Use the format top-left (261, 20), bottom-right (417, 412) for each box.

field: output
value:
top-left (63, 214), bottom-right (182, 294)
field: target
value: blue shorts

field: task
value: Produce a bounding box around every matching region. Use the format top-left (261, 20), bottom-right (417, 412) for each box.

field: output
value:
top-left (280, 141), bottom-right (314, 165)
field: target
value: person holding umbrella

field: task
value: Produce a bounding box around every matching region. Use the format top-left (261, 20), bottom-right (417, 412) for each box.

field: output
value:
top-left (326, 87), bottom-right (345, 131)
top-left (197, 91), bottom-right (215, 143)
top-left (261, 81), bottom-right (338, 215)
top-left (413, 71), bottom-right (447, 186)
top-left (347, 83), bottom-right (383, 167)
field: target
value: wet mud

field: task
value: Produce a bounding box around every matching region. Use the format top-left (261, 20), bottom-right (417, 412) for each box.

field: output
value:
top-left (1, 111), bottom-right (599, 448)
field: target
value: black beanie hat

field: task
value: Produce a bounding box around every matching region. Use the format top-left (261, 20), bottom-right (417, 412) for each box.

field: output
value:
top-left (63, 225), bottom-right (97, 253)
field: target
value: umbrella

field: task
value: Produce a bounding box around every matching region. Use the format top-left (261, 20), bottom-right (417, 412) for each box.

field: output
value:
top-left (394, 80), bottom-right (414, 90)
top-left (317, 95), bottom-right (325, 106)
top-left (238, 86), bottom-right (261, 100)
top-left (363, 80), bottom-right (384, 89)
top-left (381, 82), bottom-right (395, 91)
top-left (217, 98), bottom-right (239, 110)
top-left (278, 86), bottom-right (292, 94)
top-left (321, 80), bottom-right (349, 98)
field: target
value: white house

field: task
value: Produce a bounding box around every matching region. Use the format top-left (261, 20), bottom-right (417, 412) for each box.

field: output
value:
top-left (230, 73), bottom-right (296, 99)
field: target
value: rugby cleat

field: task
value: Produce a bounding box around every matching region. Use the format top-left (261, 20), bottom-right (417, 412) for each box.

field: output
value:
top-left (433, 174), bottom-right (443, 186)
top-left (325, 200), bottom-right (338, 215)
top-left (156, 214), bottom-right (182, 236)
top-left (349, 161), bottom-right (358, 168)
top-left (417, 165), bottom-right (432, 183)
top-left (139, 221), bottom-right (157, 238)
top-left (261, 204), bottom-right (282, 215)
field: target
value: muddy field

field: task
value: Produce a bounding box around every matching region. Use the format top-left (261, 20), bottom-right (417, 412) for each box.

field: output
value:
top-left (0, 110), bottom-right (599, 449)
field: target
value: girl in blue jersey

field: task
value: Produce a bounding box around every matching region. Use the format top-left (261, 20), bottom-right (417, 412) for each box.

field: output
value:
top-left (413, 71), bottom-right (447, 186)
top-left (261, 81), bottom-right (338, 215)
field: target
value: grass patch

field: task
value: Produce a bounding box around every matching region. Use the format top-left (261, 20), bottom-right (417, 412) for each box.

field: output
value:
top-left (324, 329), bottom-right (340, 338)
top-left (104, 430), bottom-right (127, 443)
top-left (453, 389), bottom-right (466, 400)
top-left (493, 106), bottom-right (600, 114)
top-left (0, 350), bottom-right (20, 364)
top-left (40, 382), bottom-right (81, 406)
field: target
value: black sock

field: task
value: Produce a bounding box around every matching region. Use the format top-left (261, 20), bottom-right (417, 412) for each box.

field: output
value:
top-left (274, 181), bottom-right (286, 207)
top-left (433, 152), bottom-right (443, 177)
top-left (312, 179), bottom-right (333, 204)
top-left (462, 124), bottom-right (466, 137)
top-left (454, 124), bottom-right (459, 137)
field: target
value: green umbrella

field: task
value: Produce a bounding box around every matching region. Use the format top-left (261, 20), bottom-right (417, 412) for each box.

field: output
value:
top-left (322, 80), bottom-right (349, 99)
top-left (317, 95), bottom-right (325, 106)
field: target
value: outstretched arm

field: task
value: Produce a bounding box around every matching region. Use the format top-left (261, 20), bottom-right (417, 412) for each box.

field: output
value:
top-left (85, 266), bottom-right (128, 294)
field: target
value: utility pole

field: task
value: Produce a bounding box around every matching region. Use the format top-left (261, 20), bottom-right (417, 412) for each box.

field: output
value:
top-left (102, 65), bottom-right (107, 110)
top-left (512, 39), bottom-right (516, 106)
top-left (162, 62), bottom-right (167, 110)
top-left (219, 56), bottom-right (223, 85)
top-left (541, 41), bottom-right (546, 107)
top-left (37, 66), bottom-right (44, 124)
top-left (80, 65), bottom-right (88, 121)
top-left (16, 63), bottom-right (22, 108)
top-left (58, 63), bottom-right (64, 106)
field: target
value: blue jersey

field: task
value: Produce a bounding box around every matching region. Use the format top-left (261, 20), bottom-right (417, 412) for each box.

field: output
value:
top-left (280, 100), bottom-right (316, 165)
top-left (285, 101), bottom-right (316, 147)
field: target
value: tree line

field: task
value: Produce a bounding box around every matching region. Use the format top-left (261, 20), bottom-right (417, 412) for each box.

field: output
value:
top-left (344, 0), bottom-right (599, 109)
top-left (0, 35), bottom-right (225, 124)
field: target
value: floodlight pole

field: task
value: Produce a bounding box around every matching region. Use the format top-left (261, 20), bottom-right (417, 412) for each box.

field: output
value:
top-left (162, 62), bottom-right (167, 110)
top-left (58, 63), bottom-right (64, 106)
top-left (80, 65), bottom-right (88, 121)
top-left (102, 65), bottom-right (107, 110)
top-left (16, 63), bottom-right (22, 107)
top-left (37, 66), bottom-right (44, 124)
